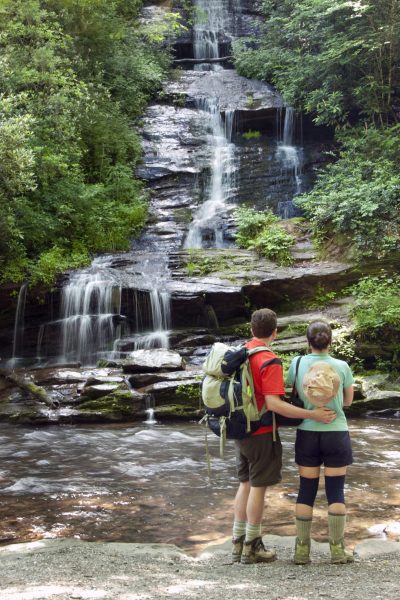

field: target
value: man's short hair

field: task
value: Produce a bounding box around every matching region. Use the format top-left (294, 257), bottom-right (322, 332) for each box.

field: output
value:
top-left (251, 308), bottom-right (277, 338)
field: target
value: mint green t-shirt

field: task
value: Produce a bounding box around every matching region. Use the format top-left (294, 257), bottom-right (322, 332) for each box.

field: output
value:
top-left (286, 353), bottom-right (354, 432)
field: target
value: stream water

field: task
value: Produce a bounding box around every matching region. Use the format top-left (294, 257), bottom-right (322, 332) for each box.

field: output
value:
top-left (1, 419), bottom-right (399, 554)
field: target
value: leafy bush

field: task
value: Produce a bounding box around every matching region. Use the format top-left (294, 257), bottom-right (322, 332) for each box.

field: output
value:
top-left (295, 126), bottom-right (400, 259)
top-left (234, 207), bottom-right (295, 266)
top-left (349, 274), bottom-right (400, 339)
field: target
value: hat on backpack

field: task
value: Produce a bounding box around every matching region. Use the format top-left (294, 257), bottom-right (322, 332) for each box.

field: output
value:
top-left (303, 362), bottom-right (340, 406)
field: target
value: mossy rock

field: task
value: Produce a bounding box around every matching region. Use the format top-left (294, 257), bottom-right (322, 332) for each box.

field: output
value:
top-left (152, 404), bottom-right (201, 420)
top-left (78, 389), bottom-right (143, 420)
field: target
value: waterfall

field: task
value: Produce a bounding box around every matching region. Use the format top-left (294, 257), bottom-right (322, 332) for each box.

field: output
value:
top-left (8, 282), bottom-right (28, 367)
top-left (184, 100), bottom-right (236, 249)
top-left (193, 0), bottom-right (227, 62)
top-left (32, 254), bottom-right (171, 366)
top-left (58, 269), bottom-right (123, 365)
top-left (276, 107), bottom-right (304, 218)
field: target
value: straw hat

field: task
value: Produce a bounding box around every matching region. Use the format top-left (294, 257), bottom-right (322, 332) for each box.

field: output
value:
top-left (303, 362), bottom-right (341, 406)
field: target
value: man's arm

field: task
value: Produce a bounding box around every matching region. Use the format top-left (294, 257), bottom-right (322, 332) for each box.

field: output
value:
top-left (266, 395), bottom-right (336, 424)
top-left (343, 385), bottom-right (354, 407)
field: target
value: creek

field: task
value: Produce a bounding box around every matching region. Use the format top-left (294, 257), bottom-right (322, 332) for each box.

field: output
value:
top-left (0, 419), bottom-right (399, 553)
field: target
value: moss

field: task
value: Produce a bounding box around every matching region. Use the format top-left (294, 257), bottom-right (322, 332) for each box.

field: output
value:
top-left (153, 404), bottom-right (201, 419)
top-left (79, 389), bottom-right (138, 417)
top-left (175, 383), bottom-right (201, 407)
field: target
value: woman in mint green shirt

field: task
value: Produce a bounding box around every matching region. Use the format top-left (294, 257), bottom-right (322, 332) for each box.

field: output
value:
top-left (286, 320), bottom-right (354, 565)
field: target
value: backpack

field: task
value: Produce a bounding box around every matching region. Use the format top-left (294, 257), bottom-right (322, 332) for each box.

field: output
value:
top-left (200, 342), bottom-right (280, 452)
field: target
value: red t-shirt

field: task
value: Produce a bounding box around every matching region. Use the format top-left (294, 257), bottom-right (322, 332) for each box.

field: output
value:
top-left (245, 338), bottom-right (285, 435)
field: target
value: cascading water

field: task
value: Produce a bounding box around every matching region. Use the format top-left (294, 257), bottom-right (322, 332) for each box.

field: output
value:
top-left (8, 282), bottom-right (28, 367)
top-left (184, 101), bottom-right (236, 248)
top-left (58, 269), bottom-right (123, 365)
top-left (33, 255), bottom-right (171, 366)
top-left (184, 1), bottom-right (238, 249)
top-left (276, 107), bottom-right (304, 218)
top-left (193, 0), bottom-right (227, 63)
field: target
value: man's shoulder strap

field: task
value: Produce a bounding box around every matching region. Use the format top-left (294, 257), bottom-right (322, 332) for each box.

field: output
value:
top-left (260, 357), bottom-right (282, 370)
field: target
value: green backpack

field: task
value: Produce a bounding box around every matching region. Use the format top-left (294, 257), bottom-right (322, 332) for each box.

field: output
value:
top-left (200, 342), bottom-right (280, 454)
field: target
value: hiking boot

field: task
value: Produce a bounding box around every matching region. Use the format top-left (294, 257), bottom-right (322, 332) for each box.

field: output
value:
top-left (294, 537), bottom-right (311, 565)
top-left (232, 535), bottom-right (245, 563)
top-left (329, 540), bottom-right (355, 564)
top-left (240, 537), bottom-right (277, 564)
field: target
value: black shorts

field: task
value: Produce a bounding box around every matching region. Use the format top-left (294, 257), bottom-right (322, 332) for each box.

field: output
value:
top-left (295, 430), bottom-right (353, 468)
top-left (235, 432), bottom-right (282, 487)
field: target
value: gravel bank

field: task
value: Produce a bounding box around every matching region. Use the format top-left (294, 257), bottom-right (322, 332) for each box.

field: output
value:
top-left (1, 536), bottom-right (400, 600)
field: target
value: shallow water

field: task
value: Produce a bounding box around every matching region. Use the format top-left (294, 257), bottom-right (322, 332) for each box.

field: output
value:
top-left (0, 419), bottom-right (399, 553)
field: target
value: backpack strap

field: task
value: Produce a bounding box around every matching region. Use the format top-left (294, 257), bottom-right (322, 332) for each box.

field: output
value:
top-left (260, 357), bottom-right (282, 370)
top-left (291, 356), bottom-right (302, 397)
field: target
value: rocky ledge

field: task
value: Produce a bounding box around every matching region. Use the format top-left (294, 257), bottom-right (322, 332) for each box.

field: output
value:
top-left (2, 304), bottom-right (400, 423)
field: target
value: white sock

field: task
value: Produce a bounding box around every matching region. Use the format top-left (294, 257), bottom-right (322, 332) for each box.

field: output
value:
top-left (245, 522), bottom-right (261, 543)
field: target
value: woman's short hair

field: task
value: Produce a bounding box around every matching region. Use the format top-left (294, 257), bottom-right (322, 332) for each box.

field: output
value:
top-left (306, 320), bottom-right (332, 350)
top-left (251, 308), bottom-right (277, 338)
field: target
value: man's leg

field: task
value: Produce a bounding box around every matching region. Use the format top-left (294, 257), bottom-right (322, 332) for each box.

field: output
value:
top-left (232, 481), bottom-right (250, 562)
top-left (241, 485), bottom-right (276, 564)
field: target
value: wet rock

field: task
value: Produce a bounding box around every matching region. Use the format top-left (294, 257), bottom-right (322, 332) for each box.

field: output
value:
top-left (174, 334), bottom-right (216, 348)
top-left (164, 70), bottom-right (282, 115)
top-left (141, 379), bottom-right (201, 407)
top-left (121, 349), bottom-right (185, 374)
top-left (347, 374), bottom-right (400, 416)
top-left (33, 368), bottom-right (124, 387)
top-left (129, 368), bottom-right (202, 389)
top-left (80, 383), bottom-right (124, 401)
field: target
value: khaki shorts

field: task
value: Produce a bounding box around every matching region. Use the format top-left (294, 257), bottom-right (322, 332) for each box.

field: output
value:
top-left (235, 432), bottom-right (282, 487)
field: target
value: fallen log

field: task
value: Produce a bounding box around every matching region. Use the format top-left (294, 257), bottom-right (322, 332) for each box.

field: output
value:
top-left (5, 372), bottom-right (59, 408)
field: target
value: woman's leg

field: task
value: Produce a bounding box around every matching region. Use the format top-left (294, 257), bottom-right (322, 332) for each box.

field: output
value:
top-left (325, 466), bottom-right (354, 563)
top-left (294, 465), bottom-right (320, 564)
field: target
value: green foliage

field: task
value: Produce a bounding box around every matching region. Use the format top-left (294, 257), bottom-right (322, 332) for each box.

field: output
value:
top-left (242, 130), bottom-right (262, 140)
top-left (296, 126), bottom-right (400, 258)
top-left (0, 0), bottom-right (171, 285)
top-left (349, 274), bottom-right (400, 338)
top-left (306, 285), bottom-right (337, 309)
top-left (234, 207), bottom-right (295, 266)
top-left (29, 246), bottom-right (90, 287)
top-left (330, 330), bottom-right (360, 367)
top-left (185, 250), bottom-right (233, 276)
top-left (233, 0), bottom-right (400, 126)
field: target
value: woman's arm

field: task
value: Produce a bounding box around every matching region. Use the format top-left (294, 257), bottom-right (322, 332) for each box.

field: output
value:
top-left (343, 385), bottom-right (354, 407)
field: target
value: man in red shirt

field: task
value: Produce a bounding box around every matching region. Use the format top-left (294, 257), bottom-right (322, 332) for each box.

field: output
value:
top-left (233, 308), bottom-right (336, 564)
